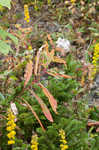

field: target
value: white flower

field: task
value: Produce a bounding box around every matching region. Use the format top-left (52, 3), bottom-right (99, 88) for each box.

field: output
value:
top-left (56, 38), bottom-right (70, 53)
top-left (10, 102), bottom-right (18, 116)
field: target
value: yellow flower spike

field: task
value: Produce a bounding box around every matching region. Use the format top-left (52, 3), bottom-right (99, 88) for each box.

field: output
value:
top-left (60, 139), bottom-right (67, 144)
top-left (8, 140), bottom-right (15, 145)
top-left (70, 0), bottom-right (76, 4)
top-left (24, 4), bottom-right (30, 23)
top-left (6, 109), bottom-right (16, 145)
top-left (27, 19), bottom-right (30, 23)
top-left (90, 133), bottom-right (98, 138)
top-left (65, 1), bottom-right (69, 5)
top-left (28, 45), bottom-right (32, 50)
top-left (7, 121), bottom-right (16, 127)
top-left (6, 126), bottom-right (15, 131)
top-left (95, 43), bottom-right (99, 51)
top-left (60, 144), bottom-right (69, 150)
top-left (59, 129), bottom-right (68, 150)
top-left (91, 43), bottom-right (99, 79)
top-left (48, 0), bottom-right (51, 5)
top-left (31, 134), bottom-right (38, 150)
top-left (7, 131), bottom-right (16, 139)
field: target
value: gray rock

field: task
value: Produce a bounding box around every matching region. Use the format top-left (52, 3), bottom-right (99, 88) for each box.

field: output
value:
top-left (94, 74), bottom-right (99, 85)
top-left (89, 73), bottom-right (99, 106)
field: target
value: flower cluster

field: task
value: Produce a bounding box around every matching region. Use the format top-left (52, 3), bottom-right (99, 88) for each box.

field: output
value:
top-left (6, 109), bottom-right (16, 145)
top-left (24, 4), bottom-right (30, 23)
top-left (31, 134), bottom-right (38, 150)
top-left (28, 45), bottom-right (32, 50)
top-left (59, 129), bottom-right (68, 150)
top-left (65, 0), bottom-right (76, 5)
top-left (92, 43), bottom-right (99, 77)
top-left (70, 0), bottom-right (76, 4)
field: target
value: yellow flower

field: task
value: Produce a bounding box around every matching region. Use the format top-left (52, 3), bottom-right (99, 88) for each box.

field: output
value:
top-left (7, 131), bottom-right (16, 139)
top-left (59, 129), bottom-right (68, 150)
top-left (7, 120), bottom-right (16, 127)
top-left (6, 125), bottom-right (15, 131)
top-left (70, 0), bottom-right (76, 4)
top-left (60, 144), bottom-right (69, 150)
top-left (24, 4), bottom-right (30, 23)
top-left (0, 5), bottom-right (3, 11)
top-left (90, 133), bottom-right (98, 138)
top-left (65, 1), bottom-right (69, 5)
top-left (28, 45), bottom-right (32, 50)
top-left (48, 0), bottom-right (51, 5)
top-left (92, 43), bottom-right (99, 78)
top-left (31, 134), bottom-right (38, 150)
top-left (94, 43), bottom-right (99, 51)
top-left (6, 109), bottom-right (16, 145)
top-left (7, 112), bottom-right (15, 120)
top-left (60, 139), bottom-right (67, 144)
top-left (8, 140), bottom-right (15, 145)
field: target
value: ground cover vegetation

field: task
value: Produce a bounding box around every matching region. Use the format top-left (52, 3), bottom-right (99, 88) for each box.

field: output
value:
top-left (0, 0), bottom-right (99, 149)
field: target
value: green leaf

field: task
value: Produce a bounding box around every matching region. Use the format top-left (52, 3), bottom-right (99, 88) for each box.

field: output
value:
top-left (0, 29), bottom-right (18, 45)
top-left (65, 24), bottom-right (73, 30)
top-left (0, 92), bottom-right (5, 100)
top-left (0, 0), bottom-right (11, 9)
top-left (0, 40), bottom-right (13, 55)
top-left (0, 29), bottom-right (7, 40)
top-left (8, 33), bottom-right (18, 45)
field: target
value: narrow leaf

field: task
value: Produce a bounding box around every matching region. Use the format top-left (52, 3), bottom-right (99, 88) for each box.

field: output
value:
top-left (53, 56), bottom-right (66, 66)
top-left (20, 97), bottom-right (45, 131)
top-left (55, 47), bottom-right (66, 56)
top-left (47, 34), bottom-right (54, 47)
top-left (45, 49), bottom-right (55, 67)
top-left (38, 83), bottom-right (57, 114)
top-left (0, 92), bottom-right (5, 100)
top-left (47, 71), bottom-right (72, 79)
top-left (7, 33), bottom-right (18, 45)
top-left (88, 121), bottom-right (99, 126)
top-left (24, 60), bottom-right (33, 87)
top-left (46, 72), bottom-right (59, 79)
top-left (34, 45), bottom-right (45, 75)
top-left (56, 73), bottom-right (72, 78)
top-left (29, 90), bottom-right (53, 122)
top-left (96, 127), bottom-right (99, 133)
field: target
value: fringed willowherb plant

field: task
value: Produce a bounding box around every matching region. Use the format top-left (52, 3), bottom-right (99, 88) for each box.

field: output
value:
top-left (22, 34), bottom-right (73, 130)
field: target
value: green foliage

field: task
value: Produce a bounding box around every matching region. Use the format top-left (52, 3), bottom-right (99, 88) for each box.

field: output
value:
top-left (0, 28), bottom-right (18, 55)
top-left (0, 0), bottom-right (11, 9)
top-left (0, 0), bottom-right (99, 149)
top-left (89, 107), bottom-right (99, 121)
top-left (0, 40), bottom-right (13, 54)
top-left (47, 78), bottom-right (79, 102)
top-left (0, 0), bottom-right (18, 55)
top-left (36, 100), bottom-right (98, 150)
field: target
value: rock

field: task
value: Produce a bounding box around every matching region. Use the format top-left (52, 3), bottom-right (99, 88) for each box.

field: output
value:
top-left (94, 73), bottom-right (99, 85)
top-left (89, 73), bottom-right (99, 106)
